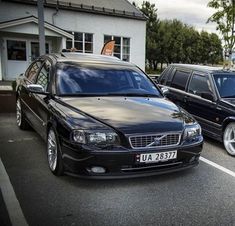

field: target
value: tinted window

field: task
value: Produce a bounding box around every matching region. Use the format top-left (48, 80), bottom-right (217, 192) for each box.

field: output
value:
top-left (36, 60), bottom-right (51, 90)
top-left (56, 63), bottom-right (160, 96)
top-left (171, 70), bottom-right (190, 91)
top-left (159, 67), bottom-right (171, 85)
top-left (27, 61), bottom-right (42, 83)
top-left (188, 74), bottom-right (211, 96)
top-left (213, 73), bottom-right (235, 98)
top-left (7, 40), bottom-right (26, 61)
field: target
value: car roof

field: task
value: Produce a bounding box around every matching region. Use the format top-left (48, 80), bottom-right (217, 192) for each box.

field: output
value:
top-left (49, 52), bottom-right (135, 67)
top-left (170, 63), bottom-right (233, 74)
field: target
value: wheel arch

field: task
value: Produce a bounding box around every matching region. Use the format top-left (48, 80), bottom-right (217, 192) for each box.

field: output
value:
top-left (222, 117), bottom-right (235, 132)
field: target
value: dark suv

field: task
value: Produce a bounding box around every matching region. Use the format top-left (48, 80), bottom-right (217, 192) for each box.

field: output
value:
top-left (16, 54), bottom-right (203, 178)
top-left (158, 64), bottom-right (235, 156)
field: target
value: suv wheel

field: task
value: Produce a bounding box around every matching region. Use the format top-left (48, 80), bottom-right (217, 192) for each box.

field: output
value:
top-left (223, 122), bottom-right (235, 156)
top-left (47, 127), bottom-right (64, 175)
top-left (16, 98), bottom-right (29, 130)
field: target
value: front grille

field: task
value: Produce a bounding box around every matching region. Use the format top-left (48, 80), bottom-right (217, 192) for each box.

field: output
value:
top-left (129, 133), bottom-right (181, 149)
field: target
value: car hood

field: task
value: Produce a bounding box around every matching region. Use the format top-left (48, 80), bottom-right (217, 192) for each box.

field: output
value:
top-left (59, 96), bottom-right (193, 134)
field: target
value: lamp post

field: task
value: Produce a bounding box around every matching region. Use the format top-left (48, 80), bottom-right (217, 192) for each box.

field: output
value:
top-left (38, 0), bottom-right (46, 56)
top-left (230, 0), bottom-right (235, 59)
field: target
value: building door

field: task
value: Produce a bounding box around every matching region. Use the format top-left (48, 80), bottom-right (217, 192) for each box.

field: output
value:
top-left (5, 39), bottom-right (29, 80)
top-left (4, 39), bottom-right (50, 80)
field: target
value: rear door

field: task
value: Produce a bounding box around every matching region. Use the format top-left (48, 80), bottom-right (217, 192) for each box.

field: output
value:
top-left (163, 68), bottom-right (191, 109)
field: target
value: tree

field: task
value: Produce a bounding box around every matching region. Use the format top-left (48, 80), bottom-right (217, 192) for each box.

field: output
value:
top-left (138, 1), bottom-right (223, 70)
top-left (207, 0), bottom-right (235, 59)
top-left (139, 1), bottom-right (160, 70)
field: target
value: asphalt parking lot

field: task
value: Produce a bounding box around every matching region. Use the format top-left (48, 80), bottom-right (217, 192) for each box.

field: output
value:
top-left (0, 114), bottom-right (235, 226)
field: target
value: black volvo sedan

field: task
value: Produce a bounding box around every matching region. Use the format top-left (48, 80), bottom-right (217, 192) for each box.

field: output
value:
top-left (16, 53), bottom-right (203, 178)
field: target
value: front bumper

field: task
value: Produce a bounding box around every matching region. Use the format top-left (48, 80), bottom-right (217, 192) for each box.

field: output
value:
top-left (61, 138), bottom-right (203, 179)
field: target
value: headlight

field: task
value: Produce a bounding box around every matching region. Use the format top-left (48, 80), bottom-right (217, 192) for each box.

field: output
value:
top-left (183, 123), bottom-right (201, 141)
top-left (72, 130), bottom-right (120, 145)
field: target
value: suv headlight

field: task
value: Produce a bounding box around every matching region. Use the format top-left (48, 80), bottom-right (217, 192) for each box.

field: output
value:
top-left (183, 123), bottom-right (201, 141)
top-left (72, 130), bottom-right (120, 146)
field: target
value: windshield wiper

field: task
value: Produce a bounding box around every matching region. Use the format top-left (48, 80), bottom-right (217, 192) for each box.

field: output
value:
top-left (58, 93), bottom-right (160, 97)
top-left (106, 93), bottom-right (160, 97)
top-left (58, 93), bottom-right (107, 97)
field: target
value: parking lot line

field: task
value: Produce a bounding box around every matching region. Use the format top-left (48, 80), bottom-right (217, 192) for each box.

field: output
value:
top-left (200, 156), bottom-right (235, 178)
top-left (0, 158), bottom-right (28, 226)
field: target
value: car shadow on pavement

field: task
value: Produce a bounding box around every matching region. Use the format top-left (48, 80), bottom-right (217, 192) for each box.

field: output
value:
top-left (204, 136), bottom-right (224, 149)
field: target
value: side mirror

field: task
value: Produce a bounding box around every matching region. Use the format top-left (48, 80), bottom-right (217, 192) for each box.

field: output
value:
top-left (161, 87), bottom-right (169, 96)
top-left (201, 92), bottom-right (214, 101)
top-left (27, 84), bottom-right (48, 95)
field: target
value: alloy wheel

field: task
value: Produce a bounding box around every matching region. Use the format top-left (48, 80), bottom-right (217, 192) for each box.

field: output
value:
top-left (223, 123), bottom-right (235, 156)
top-left (16, 99), bottom-right (22, 127)
top-left (47, 129), bottom-right (58, 171)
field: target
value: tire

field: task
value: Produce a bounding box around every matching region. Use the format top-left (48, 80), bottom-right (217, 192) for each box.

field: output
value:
top-left (223, 122), bottom-right (235, 156)
top-left (47, 127), bottom-right (64, 176)
top-left (16, 98), bottom-right (30, 130)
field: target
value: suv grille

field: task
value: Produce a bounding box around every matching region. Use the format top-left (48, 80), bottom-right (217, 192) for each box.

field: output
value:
top-left (129, 133), bottom-right (181, 149)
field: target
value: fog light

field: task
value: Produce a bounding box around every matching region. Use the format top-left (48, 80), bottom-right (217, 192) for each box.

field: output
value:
top-left (90, 166), bottom-right (106, 174)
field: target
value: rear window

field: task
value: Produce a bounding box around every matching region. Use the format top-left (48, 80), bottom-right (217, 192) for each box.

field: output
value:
top-left (171, 70), bottom-right (191, 91)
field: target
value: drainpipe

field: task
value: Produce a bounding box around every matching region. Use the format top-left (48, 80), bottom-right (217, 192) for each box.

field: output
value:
top-left (52, 0), bottom-right (59, 25)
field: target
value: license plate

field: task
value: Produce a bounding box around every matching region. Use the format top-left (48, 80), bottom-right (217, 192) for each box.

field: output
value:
top-left (136, 150), bottom-right (177, 163)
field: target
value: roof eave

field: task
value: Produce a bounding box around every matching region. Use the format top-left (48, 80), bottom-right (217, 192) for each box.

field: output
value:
top-left (3, 0), bottom-right (147, 21)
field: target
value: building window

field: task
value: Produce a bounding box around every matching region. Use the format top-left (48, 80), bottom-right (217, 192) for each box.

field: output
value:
top-left (104, 35), bottom-right (130, 61)
top-left (66, 32), bottom-right (93, 53)
top-left (7, 40), bottom-right (26, 61)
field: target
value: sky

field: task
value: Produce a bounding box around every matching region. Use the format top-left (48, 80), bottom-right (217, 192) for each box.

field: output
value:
top-left (134, 0), bottom-right (218, 34)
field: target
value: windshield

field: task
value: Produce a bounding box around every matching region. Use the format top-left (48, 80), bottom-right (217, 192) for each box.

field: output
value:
top-left (56, 62), bottom-right (161, 97)
top-left (213, 73), bottom-right (235, 98)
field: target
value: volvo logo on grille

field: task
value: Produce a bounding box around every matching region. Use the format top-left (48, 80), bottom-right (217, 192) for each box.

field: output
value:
top-left (153, 137), bottom-right (161, 145)
top-left (147, 135), bottom-right (166, 147)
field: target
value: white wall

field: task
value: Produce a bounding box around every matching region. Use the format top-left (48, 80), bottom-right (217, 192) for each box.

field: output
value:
top-left (0, 1), bottom-right (146, 70)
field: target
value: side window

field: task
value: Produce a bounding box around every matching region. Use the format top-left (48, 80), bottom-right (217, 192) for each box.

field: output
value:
top-left (166, 68), bottom-right (175, 86)
top-left (36, 60), bottom-right (51, 90)
top-left (188, 73), bottom-right (212, 96)
top-left (159, 67), bottom-right (171, 85)
top-left (171, 70), bottom-right (191, 91)
top-left (27, 61), bottom-right (42, 83)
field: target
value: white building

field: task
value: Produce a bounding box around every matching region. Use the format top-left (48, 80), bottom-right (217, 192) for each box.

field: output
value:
top-left (0, 0), bottom-right (146, 81)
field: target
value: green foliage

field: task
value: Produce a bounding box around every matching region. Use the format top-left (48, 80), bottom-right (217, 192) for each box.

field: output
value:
top-left (207, 0), bottom-right (235, 56)
top-left (137, 1), bottom-right (223, 70)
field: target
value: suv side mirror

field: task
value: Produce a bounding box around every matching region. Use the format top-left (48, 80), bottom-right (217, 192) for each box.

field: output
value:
top-left (201, 92), bottom-right (214, 101)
